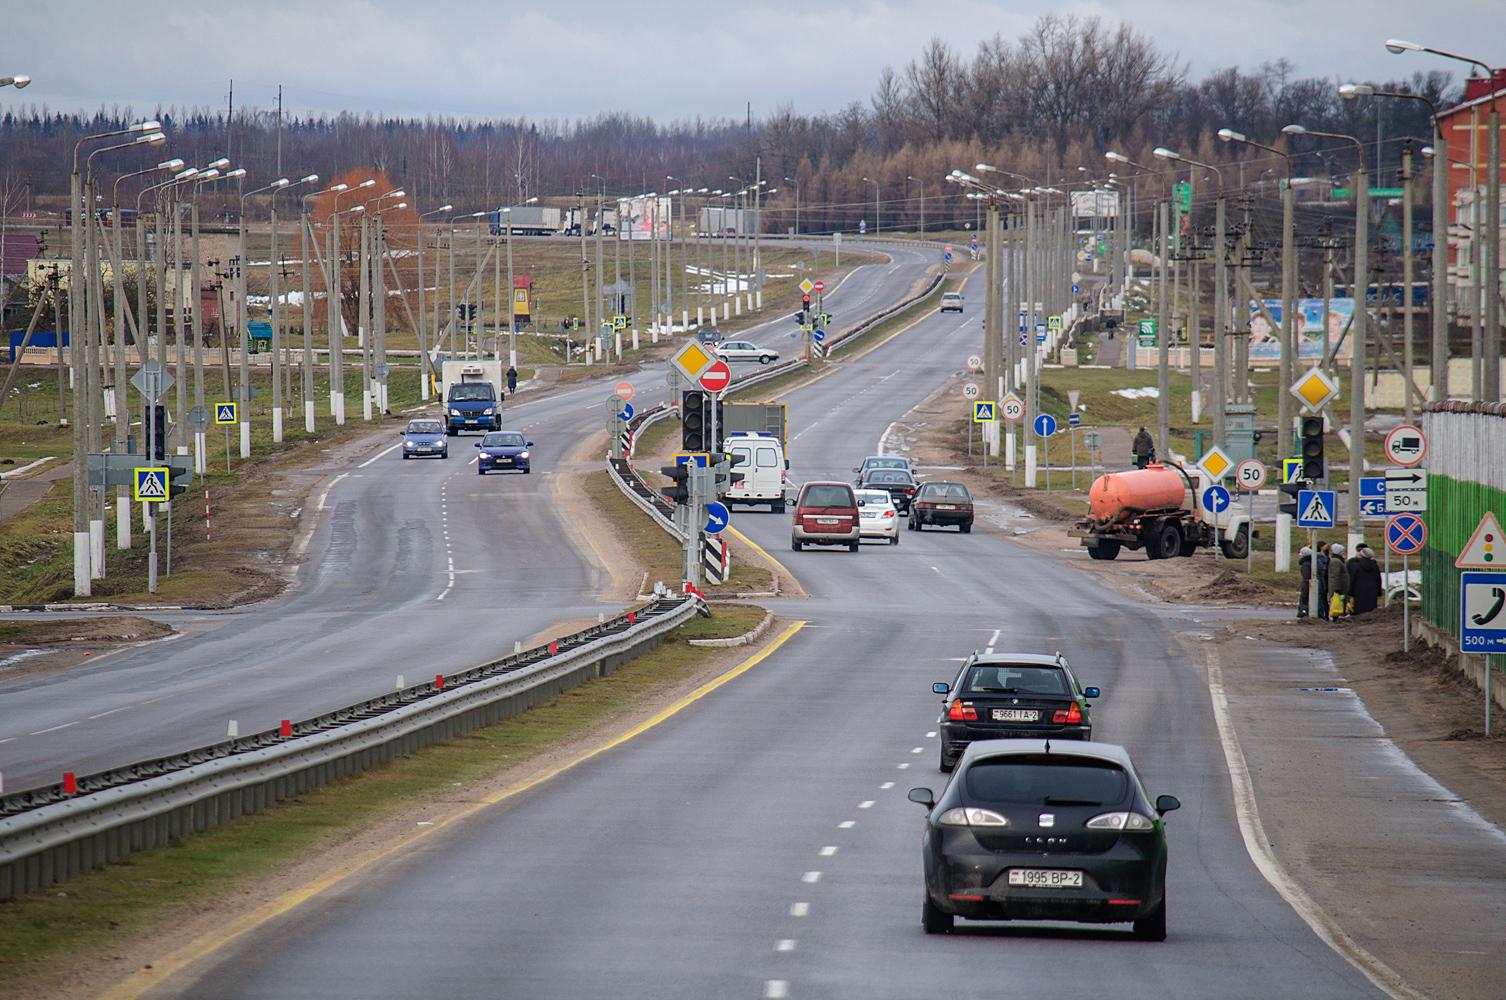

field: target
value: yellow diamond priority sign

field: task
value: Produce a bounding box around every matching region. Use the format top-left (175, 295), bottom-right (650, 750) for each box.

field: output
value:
top-left (1197, 446), bottom-right (1233, 483)
top-left (799, 278), bottom-right (814, 295)
top-left (1290, 367), bottom-right (1340, 413)
top-left (669, 341), bottom-right (716, 382)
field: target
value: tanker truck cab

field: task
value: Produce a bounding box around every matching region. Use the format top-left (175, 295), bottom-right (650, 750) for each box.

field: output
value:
top-left (722, 432), bottom-right (788, 513)
top-left (440, 361), bottom-right (504, 436)
top-left (1069, 462), bottom-right (1252, 561)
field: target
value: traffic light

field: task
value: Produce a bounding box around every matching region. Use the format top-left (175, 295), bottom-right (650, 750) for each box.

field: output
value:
top-left (659, 464), bottom-right (691, 506)
top-left (143, 405), bottom-right (167, 461)
top-left (682, 389), bottom-right (708, 451)
top-left (1278, 480), bottom-right (1304, 519)
top-left (1300, 415), bottom-right (1325, 481)
top-left (715, 451), bottom-right (748, 494)
top-left (801, 293), bottom-right (811, 311)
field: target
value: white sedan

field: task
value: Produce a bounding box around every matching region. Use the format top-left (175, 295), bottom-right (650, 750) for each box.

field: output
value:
top-left (716, 340), bottom-right (780, 364)
top-left (857, 489), bottom-right (900, 544)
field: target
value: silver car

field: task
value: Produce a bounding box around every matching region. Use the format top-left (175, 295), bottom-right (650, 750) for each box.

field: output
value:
top-left (716, 340), bottom-right (779, 364)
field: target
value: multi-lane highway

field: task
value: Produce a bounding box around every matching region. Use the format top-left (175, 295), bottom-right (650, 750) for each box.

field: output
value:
top-left (0, 243), bottom-right (937, 792)
top-left (149, 275), bottom-right (1394, 998)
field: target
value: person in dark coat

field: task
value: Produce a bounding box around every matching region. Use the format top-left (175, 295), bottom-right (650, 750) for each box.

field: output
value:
top-left (1327, 543), bottom-right (1350, 619)
top-left (1316, 543), bottom-right (1331, 620)
top-left (1348, 544), bottom-right (1383, 615)
top-left (1131, 427), bottom-right (1155, 469)
top-left (1298, 545), bottom-right (1313, 618)
top-left (506, 366), bottom-right (518, 394)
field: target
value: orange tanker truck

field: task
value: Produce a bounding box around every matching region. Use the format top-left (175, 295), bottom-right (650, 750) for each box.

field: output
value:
top-left (1069, 462), bottom-right (1252, 561)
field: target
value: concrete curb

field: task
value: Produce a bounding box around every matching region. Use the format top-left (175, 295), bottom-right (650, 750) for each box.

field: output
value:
top-left (687, 610), bottom-right (774, 648)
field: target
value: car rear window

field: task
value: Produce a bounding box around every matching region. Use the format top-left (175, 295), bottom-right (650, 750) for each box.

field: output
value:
top-left (866, 457), bottom-right (908, 470)
top-left (923, 483), bottom-right (971, 500)
top-left (756, 447), bottom-right (779, 467)
top-left (802, 484), bottom-right (853, 508)
top-left (868, 470), bottom-right (913, 484)
top-left (856, 491), bottom-right (891, 506)
top-left (964, 665), bottom-right (1069, 695)
top-left (964, 757), bottom-right (1128, 807)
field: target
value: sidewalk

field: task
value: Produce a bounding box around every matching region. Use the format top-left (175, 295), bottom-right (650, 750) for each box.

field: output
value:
top-left (0, 461), bottom-right (68, 525)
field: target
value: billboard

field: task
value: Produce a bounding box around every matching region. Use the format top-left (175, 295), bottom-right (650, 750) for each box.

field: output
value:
top-left (1248, 298), bottom-right (1358, 361)
top-left (617, 196), bottom-right (671, 241)
top-left (1070, 189), bottom-right (1120, 219)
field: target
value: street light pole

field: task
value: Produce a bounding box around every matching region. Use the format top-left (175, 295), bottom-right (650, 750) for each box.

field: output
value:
top-left (1110, 151), bottom-right (1173, 455)
top-left (861, 176), bottom-right (880, 236)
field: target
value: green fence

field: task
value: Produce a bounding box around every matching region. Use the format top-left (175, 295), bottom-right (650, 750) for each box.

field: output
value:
top-left (1420, 404), bottom-right (1506, 643)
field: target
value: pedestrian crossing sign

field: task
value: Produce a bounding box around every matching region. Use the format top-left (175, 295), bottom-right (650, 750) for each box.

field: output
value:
top-left (972, 400), bottom-right (997, 423)
top-left (215, 402), bottom-right (237, 425)
top-left (613, 315), bottom-right (627, 330)
top-left (1282, 457), bottom-right (1303, 484)
top-left (1296, 488), bottom-right (1337, 528)
top-left (133, 466), bottom-right (169, 502)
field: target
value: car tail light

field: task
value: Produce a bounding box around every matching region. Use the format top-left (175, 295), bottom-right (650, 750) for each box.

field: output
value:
top-left (883, 510), bottom-right (895, 518)
top-left (937, 807), bottom-right (1009, 827)
top-left (1086, 812), bottom-right (1155, 831)
top-left (1052, 702), bottom-right (1083, 724)
top-left (947, 700), bottom-right (977, 721)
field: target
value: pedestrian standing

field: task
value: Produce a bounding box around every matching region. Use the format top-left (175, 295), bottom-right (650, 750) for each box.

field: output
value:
top-left (1326, 543), bottom-right (1350, 620)
top-left (1131, 426), bottom-right (1154, 469)
top-left (1298, 545), bottom-right (1313, 618)
top-left (1348, 544), bottom-right (1383, 615)
top-left (506, 366), bottom-right (518, 394)
top-left (1317, 542), bottom-right (1332, 620)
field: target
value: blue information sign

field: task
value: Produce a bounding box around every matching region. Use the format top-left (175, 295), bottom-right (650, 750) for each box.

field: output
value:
top-left (1296, 489), bottom-right (1337, 528)
top-left (619, 401), bottom-right (635, 421)
top-left (704, 501), bottom-right (731, 535)
top-left (1033, 413), bottom-right (1057, 437)
top-left (1359, 476), bottom-right (1387, 517)
top-left (813, 329), bottom-right (826, 343)
top-left (1202, 484), bottom-right (1231, 513)
top-left (1067, 412), bottom-right (1081, 428)
top-left (1460, 571), bottom-right (1506, 652)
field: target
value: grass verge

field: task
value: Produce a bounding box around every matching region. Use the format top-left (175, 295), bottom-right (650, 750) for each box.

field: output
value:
top-left (0, 601), bottom-right (767, 995)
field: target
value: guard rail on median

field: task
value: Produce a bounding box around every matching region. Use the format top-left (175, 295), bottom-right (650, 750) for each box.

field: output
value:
top-left (0, 594), bottom-right (701, 899)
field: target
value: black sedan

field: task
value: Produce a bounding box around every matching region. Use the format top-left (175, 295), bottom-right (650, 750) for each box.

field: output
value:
top-left (858, 468), bottom-right (919, 512)
top-left (934, 653), bottom-right (1097, 771)
top-left (475, 431), bottom-right (532, 475)
top-left (909, 481), bottom-right (974, 532)
top-left (908, 739), bottom-right (1179, 940)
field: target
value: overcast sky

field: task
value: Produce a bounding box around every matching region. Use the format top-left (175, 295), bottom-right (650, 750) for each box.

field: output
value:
top-left (5, 1), bottom-right (1502, 121)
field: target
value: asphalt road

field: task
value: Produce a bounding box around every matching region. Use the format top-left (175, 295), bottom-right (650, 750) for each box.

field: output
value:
top-left (159, 282), bottom-right (1384, 998)
top-left (0, 242), bottom-right (938, 792)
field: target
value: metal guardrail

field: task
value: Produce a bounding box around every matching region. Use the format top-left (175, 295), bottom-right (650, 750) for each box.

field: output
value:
top-left (0, 595), bottom-right (700, 898)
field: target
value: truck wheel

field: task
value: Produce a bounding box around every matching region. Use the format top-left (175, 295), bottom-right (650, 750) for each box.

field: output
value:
top-left (1179, 536), bottom-right (1198, 557)
top-left (1154, 522), bottom-right (1183, 561)
top-left (1220, 525), bottom-right (1250, 560)
top-left (1088, 540), bottom-right (1121, 561)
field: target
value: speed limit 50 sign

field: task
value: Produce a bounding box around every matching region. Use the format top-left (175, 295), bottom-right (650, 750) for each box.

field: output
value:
top-left (1000, 394), bottom-right (1025, 423)
top-left (1235, 459), bottom-right (1267, 492)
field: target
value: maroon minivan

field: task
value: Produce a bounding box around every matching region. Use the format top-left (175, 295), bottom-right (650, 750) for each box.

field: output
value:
top-left (790, 481), bottom-right (860, 552)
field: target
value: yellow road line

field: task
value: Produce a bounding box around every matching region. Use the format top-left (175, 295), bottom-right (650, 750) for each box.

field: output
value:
top-left (726, 524), bottom-right (805, 597)
top-left (101, 619), bottom-right (809, 1000)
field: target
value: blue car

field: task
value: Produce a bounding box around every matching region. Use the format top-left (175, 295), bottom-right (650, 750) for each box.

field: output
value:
top-left (401, 419), bottom-right (449, 459)
top-left (476, 430), bottom-right (532, 475)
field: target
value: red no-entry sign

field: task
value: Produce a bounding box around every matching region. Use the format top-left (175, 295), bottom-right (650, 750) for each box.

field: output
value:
top-left (700, 360), bottom-right (732, 393)
top-left (813, 280), bottom-right (825, 293)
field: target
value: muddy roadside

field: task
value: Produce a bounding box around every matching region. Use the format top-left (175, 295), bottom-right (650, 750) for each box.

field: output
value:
top-left (0, 617), bottom-right (176, 680)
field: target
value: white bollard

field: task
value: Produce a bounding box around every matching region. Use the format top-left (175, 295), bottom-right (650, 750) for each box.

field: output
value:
top-left (396, 675), bottom-right (405, 690)
top-left (513, 640), bottom-right (522, 653)
top-left (227, 720), bottom-right (239, 738)
top-left (116, 488), bottom-right (131, 549)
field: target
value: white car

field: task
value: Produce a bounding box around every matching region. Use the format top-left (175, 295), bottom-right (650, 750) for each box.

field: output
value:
top-left (856, 489), bottom-right (900, 544)
top-left (716, 340), bottom-right (780, 364)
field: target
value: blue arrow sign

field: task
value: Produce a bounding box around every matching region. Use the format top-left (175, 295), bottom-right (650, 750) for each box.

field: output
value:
top-left (1068, 412), bottom-right (1081, 428)
top-left (1359, 475), bottom-right (1386, 517)
top-left (1034, 413), bottom-right (1057, 437)
top-left (813, 329), bottom-right (826, 343)
top-left (619, 401), bottom-right (635, 421)
top-left (1296, 489), bottom-right (1337, 528)
top-left (1202, 484), bottom-right (1231, 514)
top-left (943, 251), bottom-right (953, 261)
top-left (1071, 283), bottom-right (1080, 294)
top-left (704, 500), bottom-right (731, 535)
top-left (1386, 513), bottom-right (1426, 554)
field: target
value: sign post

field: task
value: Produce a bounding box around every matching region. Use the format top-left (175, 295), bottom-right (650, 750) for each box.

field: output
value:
top-left (1236, 460), bottom-right (1266, 575)
top-left (1386, 513), bottom-right (1426, 652)
top-left (1034, 413), bottom-right (1057, 494)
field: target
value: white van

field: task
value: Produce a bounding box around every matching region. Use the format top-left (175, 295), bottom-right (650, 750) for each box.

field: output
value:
top-left (723, 432), bottom-right (788, 512)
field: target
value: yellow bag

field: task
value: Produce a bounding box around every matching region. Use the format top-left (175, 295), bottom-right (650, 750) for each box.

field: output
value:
top-left (1329, 593), bottom-right (1346, 618)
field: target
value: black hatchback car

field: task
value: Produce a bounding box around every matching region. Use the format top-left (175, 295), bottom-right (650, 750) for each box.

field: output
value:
top-left (908, 739), bottom-right (1180, 940)
top-left (934, 653), bottom-right (1098, 771)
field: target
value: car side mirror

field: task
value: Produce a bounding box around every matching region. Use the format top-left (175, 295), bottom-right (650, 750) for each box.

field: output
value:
top-left (856, 500), bottom-right (865, 507)
top-left (851, 467), bottom-right (860, 474)
top-left (474, 442), bottom-right (481, 448)
top-left (932, 682), bottom-right (950, 695)
top-left (1083, 686), bottom-right (1100, 699)
top-left (907, 788), bottom-right (935, 809)
top-left (1155, 794), bottom-right (1181, 815)
top-left (527, 441), bottom-right (534, 447)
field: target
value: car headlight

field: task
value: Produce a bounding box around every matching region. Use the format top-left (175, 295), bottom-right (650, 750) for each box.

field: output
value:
top-left (404, 440), bottom-right (416, 448)
top-left (519, 450), bottom-right (529, 459)
top-left (483, 407), bottom-right (495, 415)
top-left (936, 807), bottom-right (1009, 827)
top-left (449, 409), bottom-right (461, 416)
top-left (1085, 811), bottom-right (1155, 831)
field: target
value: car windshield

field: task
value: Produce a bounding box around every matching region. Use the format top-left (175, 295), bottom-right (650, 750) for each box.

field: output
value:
top-left (964, 665), bottom-right (1069, 695)
top-left (483, 433), bottom-right (526, 447)
top-left (449, 384), bottom-right (495, 401)
top-left (856, 491), bottom-right (891, 506)
top-left (864, 457), bottom-right (908, 470)
top-left (964, 757), bottom-right (1128, 807)
top-left (923, 483), bottom-right (971, 500)
top-left (868, 470), bottom-right (914, 484)
top-left (406, 421), bottom-right (443, 435)
top-left (802, 485), bottom-right (853, 508)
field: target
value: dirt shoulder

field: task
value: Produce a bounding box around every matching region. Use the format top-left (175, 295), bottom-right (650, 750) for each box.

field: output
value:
top-left (0, 616), bottom-right (176, 680)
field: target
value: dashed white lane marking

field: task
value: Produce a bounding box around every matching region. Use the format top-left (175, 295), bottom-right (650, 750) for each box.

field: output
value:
top-left (819, 846), bottom-right (838, 857)
top-left (801, 871), bottom-right (821, 883)
top-left (880, 781), bottom-right (895, 790)
top-left (89, 706), bottom-right (134, 720)
top-left (987, 628), bottom-right (1001, 649)
top-left (930, 566), bottom-right (941, 574)
top-left (776, 939), bottom-right (796, 952)
top-left (356, 442), bottom-right (402, 469)
top-left (765, 981), bottom-right (790, 999)
top-left (925, 731), bottom-right (937, 739)
top-left (29, 721), bottom-right (78, 735)
top-left (910, 746), bottom-right (924, 754)
top-left (897, 763), bottom-right (910, 770)
top-left (838, 820), bottom-right (856, 829)
top-left (0, 737), bottom-right (15, 745)
top-left (858, 800), bottom-right (875, 809)
top-left (316, 472), bottom-right (349, 510)
top-left (789, 902), bottom-right (810, 917)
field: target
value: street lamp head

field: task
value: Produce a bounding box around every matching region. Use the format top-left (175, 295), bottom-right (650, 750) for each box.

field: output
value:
top-left (1421, 146), bottom-right (1435, 158)
top-left (196, 169), bottom-right (221, 182)
top-left (1217, 128), bottom-right (1246, 144)
top-left (1, 74), bottom-right (32, 89)
top-left (1105, 151), bottom-right (1128, 163)
top-left (157, 157), bottom-right (185, 171)
top-left (468, 210), bottom-right (486, 218)
top-left (138, 132), bottom-right (167, 146)
top-left (437, 203), bottom-right (453, 212)
top-left (766, 188), bottom-right (778, 195)
top-left (394, 202), bottom-right (407, 210)
top-left (206, 157), bottom-right (230, 170)
top-left (298, 173), bottom-right (319, 184)
top-left (357, 179), bottom-right (376, 189)
top-left (1152, 147), bottom-right (1178, 161)
top-left (172, 167), bottom-right (199, 182)
top-left (1339, 83), bottom-right (1375, 100)
top-left (131, 120), bottom-right (163, 133)
top-left (223, 168), bottom-right (246, 180)
top-left (975, 163), bottom-right (997, 173)
top-left (272, 177), bottom-right (290, 188)
top-left (349, 205), bottom-right (365, 214)
top-left (1281, 124), bottom-right (1308, 136)
top-left (389, 189), bottom-right (406, 199)
top-left (1385, 38), bottom-right (1423, 54)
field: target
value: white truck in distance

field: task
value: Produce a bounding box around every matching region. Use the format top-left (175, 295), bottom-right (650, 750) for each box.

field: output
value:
top-left (439, 360), bottom-right (504, 435)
